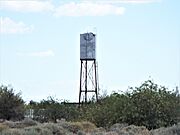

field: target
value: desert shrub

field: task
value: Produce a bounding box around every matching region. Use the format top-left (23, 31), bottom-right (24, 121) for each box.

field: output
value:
top-left (67, 122), bottom-right (83, 133)
top-left (3, 121), bottom-right (17, 128)
top-left (120, 125), bottom-right (151, 135)
top-left (28, 97), bottom-right (79, 123)
top-left (0, 123), bottom-right (9, 132)
top-left (1, 123), bottom-right (65, 135)
top-left (56, 120), bottom-right (69, 128)
top-left (89, 127), bottom-right (106, 135)
top-left (104, 131), bottom-right (118, 135)
top-left (3, 118), bottom-right (37, 129)
top-left (91, 127), bottom-right (106, 134)
top-left (77, 130), bottom-right (86, 135)
top-left (24, 125), bottom-right (52, 135)
top-left (42, 123), bottom-right (66, 135)
top-left (124, 80), bottom-right (179, 129)
top-left (177, 95), bottom-right (180, 123)
top-left (0, 128), bottom-right (24, 135)
top-left (57, 121), bottom-right (94, 133)
top-left (23, 80), bottom-right (179, 130)
top-left (151, 123), bottom-right (180, 135)
top-left (1, 125), bottom-right (64, 135)
top-left (0, 85), bottom-right (25, 121)
top-left (80, 121), bottom-right (96, 132)
top-left (59, 121), bottom-right (97, 134)
top-left (23, 128), bottom-right (38, 135)
top-left (109, 123), bottom-right (128, 132)
top-left (21, 118), bottom-right (38, 127)
top-left (78, 93), bottom-right (131, 128)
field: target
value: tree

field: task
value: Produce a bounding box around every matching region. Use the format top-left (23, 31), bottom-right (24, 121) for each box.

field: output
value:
top-left (0, 85), bottom-right (25, 120)
top-left (124, 80), bottom-right (179, 129)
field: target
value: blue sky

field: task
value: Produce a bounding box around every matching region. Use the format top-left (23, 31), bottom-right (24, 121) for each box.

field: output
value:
top-left (0, 0), bottom-right (180, 102)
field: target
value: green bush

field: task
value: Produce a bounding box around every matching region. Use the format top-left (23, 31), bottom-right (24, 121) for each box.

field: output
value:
top-left (0, 85), bottom-right (25, 121)
top-left (124, 80), bottom-right (179, 129)
top-left (79, 80), bottom-right (179, 129)
top-left (24, 80), bottom-right (179, 130)
top-left (28, 97), bottom-right (79, 123)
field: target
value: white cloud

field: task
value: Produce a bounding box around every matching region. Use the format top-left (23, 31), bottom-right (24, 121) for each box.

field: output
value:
top-left (0, 17), bottom-right (34, 34)
top-left (54, 2), bottom-right (125, 17)
top-left (17, 50), bottom-right (55, 57)
top-left (0, 0), bottom-right (161, 17)
top-left (0, 0), bottom-right (125, 16)
top-left (0, 0), bottom-right (54, 12)
top-left (82, 0), bottom-right (161, 4)
top-left (29, 50), bottom-right (55, 57)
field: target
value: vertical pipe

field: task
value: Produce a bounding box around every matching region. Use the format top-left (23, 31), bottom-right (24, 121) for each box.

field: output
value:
top-left (79, 60), bottom-right (83, 105)
top-left (85, 60), bottom-right (87, 103)
top-left (85, 33), bottom-right (88, 103)
top-left (94, 59), bottom-right (98, 101)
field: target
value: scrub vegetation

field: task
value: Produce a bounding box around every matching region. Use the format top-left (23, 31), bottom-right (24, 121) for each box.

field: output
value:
top-left (0, 80), bottom-right (180, 134)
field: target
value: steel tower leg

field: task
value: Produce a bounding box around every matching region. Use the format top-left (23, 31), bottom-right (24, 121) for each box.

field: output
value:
top-left (79, 60), bottom-right (98, 104)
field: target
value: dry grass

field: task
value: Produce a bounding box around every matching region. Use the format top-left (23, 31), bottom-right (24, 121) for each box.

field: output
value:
top-left (0, 120), bottom-right (179, 135)
top-left (0, 123), bottom-right (9, 132)
top-left (3, 118), bottom-right (38, 129)
top-left (151, 123), bottom-right (180, 135)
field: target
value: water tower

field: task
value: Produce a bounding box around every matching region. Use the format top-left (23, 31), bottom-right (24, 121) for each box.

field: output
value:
top-left (79, 32), bottom-right (98, 104)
